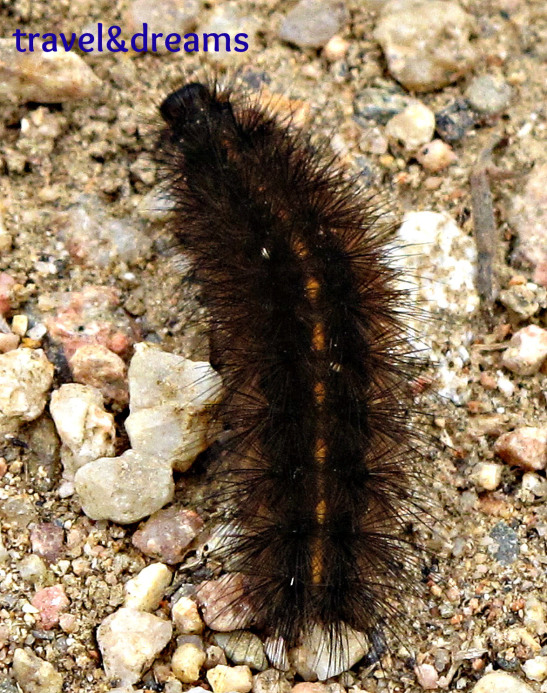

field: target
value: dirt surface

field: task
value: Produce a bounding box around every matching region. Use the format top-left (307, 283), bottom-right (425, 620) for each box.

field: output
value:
top-left (0, 0), bottom-right (546, 691)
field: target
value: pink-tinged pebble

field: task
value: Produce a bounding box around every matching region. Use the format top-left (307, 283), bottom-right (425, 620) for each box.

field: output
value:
top-left (132, 506), bottom-right (203, 565)
top-left (416, 139), bottom-right (457, 172)
top-left (69, 343), bottom-right (128, 404)
top-left (502, 325), bottom-right (547, 375)
top-left (0, 332), bottom-right (19, 353)
top-left (58, 612), bottom-right (77, 633)
top-left (292, 684), bottom-right (329, 693)
top-left (44, 285), bottom-right (139, 360)
top-left (0, 273), bottom-right (15, 315)
top-left (494, 427), bottom-right (547, 471)
top-left (415, 663), bottom-right (439, 689)
top-left (30, 523), bottom-right (65, 563)
top-left (31, 584), bottom-right (70, 629)
top-left (197, 575), bottom-right (255, 632)
top-left (0, 458), bottom-right (7, 478)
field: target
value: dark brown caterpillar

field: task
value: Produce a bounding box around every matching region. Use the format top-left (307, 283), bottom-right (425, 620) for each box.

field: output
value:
top-left (156, 79), bottom-right (430, 667)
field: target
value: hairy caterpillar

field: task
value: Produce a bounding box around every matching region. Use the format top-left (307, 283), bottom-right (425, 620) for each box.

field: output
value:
top-left (156, 79), bottom-right (430, 670)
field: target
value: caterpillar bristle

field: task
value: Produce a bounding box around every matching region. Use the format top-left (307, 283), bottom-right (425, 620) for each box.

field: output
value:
top-left (155, 76), bottom-right (433, 674)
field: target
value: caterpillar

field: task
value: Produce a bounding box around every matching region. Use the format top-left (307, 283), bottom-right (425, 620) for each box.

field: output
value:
top-left (155, 79), bottom-right (430, 670)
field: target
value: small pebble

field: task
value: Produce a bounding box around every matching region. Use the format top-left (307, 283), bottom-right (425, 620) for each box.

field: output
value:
top-left (18, 554), bottom-right (49, 584)
top-left (0, 333), bottom-right (19, 353)
top-left (278, 0), bottom-right (349, 49)
top-left (465, 74), bottom-right (512, 115)
top-left (132, 506), bottom-right (203, 564)
top-left (172, 596), bottom-right (205, 634)
top-left (374, 0), bottom-right (476, 92)
top-left (490, 521), bottom-right (519, 565)
top-left (523, 597), bottom-right (547, 636)
top-left (253, 669), bottom-right (292, 693)
top-left (0, 38), bottom-right (102, 102)
top-left (198, 575), bottom-right (255, 632)
top-left (502, 325), bottom-right (547, 375)
top-left (126, 343), bottom-right (222, 471)
top-left (472, 462), bottom-right (503, 491)
top-left (214, 631), bottom-right (268, 671)
top-left (414, 663), bottom-right (438, 689)
top-left (0, 348), bottom-right (54, 435)
top-left (49, 383), bottom-right (116, 479)
top-left (416, 139), bottom-right (457, 172)
top-left (323, 35), bottom-right (349, 61)
top-left (290, 624), bottom-right (367, 681)
top-left (31, 584), bottom-right (70, 630)
top-left (124, 562), bottom-right (172, 612)
top-left (499, 284), bottom-right (546, 320)
top-left (0, 273), bottom-right (15, 315)
top-left (29, 523), bottom-right (64, 563)
top-left (69, 344), bottom-right (128, 404)
top-left (521, 472), bottom-right (547, 499)
top-left (435, 100), bottom-right (476, 142)
top-left (472, 671), bottom-right (534, 693)
top-left (74, 449), bottom-right (174, 524)
top-left (385, 102), bottom-right (435, 152)
top-left (12, 648), bottom-right (63, 693)
top-left (199, 5), bottom-right (259, 63)
top-left (354, 87), bottom-right (418, 124)
top-left (494, 427), bottom-right (547, 471)
top-left (97, 607), bottom-right (173, 686)
top-left (57, 195), bottom-right (153, 267)
top-left (522, 656), bottom-right (547, 682)
top-left (207, 665), bottom-right (253, 693)
top-left (172, 643), bottom-right (206, 683)
top-left (10, 315), bottom-right (28, 337)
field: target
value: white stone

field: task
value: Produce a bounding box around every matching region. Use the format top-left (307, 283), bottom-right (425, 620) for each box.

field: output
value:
top-left (385, 102), bottom-right (435, 152)
top-left (0, 38), bottom-right (102, 103)
top-left (472, 462), bottom-right (503, 491)
top-left (126, 343), bottom-right (223, 471)
top-left (74, 449), bottom-right (174, 524)
top-left (502, 325), bottom-right (547, 376)
top-left (172, 642), bottom-right (206, 683)
top-left (207, 665), bottom-right (253, 693)
top-left (97, 607), bottom-right (173, 686)
top-left (472, 671), bottom-right (534, 693)
top-left (522, 472), bottom-right (547, 499)
top-left (50, 383), bottom-right (116, 478)
top-left (397, 211), bottom-right (479, 314)
top-left (172, 596), bottom-right (204, 634)
top-left (0, 348), bottom-right (54, 434)
top-left (12, 647), bottom-right (63, 693)
top-left (524, 597), bottom-right (547, 636)
top-left (289, 624), bottom-right (367, 681)
top-left (124, 563), bottom-right (172, 612)
top-left (523, 656), bottom-right (547, 681)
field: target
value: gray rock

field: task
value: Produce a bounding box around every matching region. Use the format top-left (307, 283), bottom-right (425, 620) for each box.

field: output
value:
top-left (374, 0), bottom-right (476, 92)
top-left (354, 87), bottom-right (418, 125)
top-left (466, 75), bottom-right (512, 114)
top-left (435, 100), bottom-right (476, 143)
top-left (214, 631), bottom-right (268, 671)
top-left (490, 522), bottom-right (519, 565)
top-left (279, 0), bottom-right (349, 49)
top-left (126, 0), bottom-right (201, 53)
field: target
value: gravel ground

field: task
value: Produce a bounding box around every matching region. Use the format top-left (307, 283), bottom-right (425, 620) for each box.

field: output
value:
top-left (0, 0), bottom-right (546, 692)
